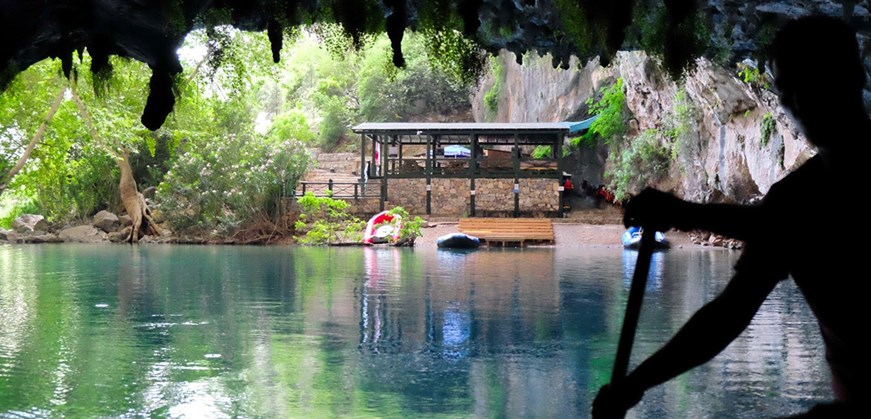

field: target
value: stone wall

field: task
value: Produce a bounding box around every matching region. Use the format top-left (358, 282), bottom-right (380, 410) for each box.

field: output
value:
top-left (372, 177), bottom-right (559, 216)
top-left (388, 178), bottom-right (429, 214)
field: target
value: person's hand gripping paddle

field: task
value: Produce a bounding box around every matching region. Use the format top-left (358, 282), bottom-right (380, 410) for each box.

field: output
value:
top-left (609, 229), bottom-right (656, 418)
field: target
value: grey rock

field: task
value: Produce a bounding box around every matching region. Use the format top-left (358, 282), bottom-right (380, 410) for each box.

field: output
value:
top-left (13, 214), bottom-right (48, 233)
top-left (93, 210), bottom-right (120, 232)
top-left (59, 225), bottom-right (108, 243)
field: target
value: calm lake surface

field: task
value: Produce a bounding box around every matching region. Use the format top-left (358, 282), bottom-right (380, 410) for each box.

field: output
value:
top-left (1, 244), bottom-right (831, 418)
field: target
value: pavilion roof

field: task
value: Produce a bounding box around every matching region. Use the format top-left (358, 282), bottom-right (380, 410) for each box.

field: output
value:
top-left (352, 116), bottom-right (597, 136)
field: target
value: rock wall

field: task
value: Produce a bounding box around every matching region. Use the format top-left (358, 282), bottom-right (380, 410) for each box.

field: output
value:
top-left (473, 49), bottom-right (815, 204)
top-left (616, 51), bottom-right (813, 202)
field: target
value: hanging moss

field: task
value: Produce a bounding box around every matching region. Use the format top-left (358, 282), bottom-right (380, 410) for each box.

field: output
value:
top-left (420, 27), bottom-right (487, 86)
top-left (630, 0), bottom-right (711, 79)
top-left (553, 0), bottom-right (599, 63)
top-left (483, 57), bottom-right (504, 116)
top-left (760, 112), bottom-right (776, 147)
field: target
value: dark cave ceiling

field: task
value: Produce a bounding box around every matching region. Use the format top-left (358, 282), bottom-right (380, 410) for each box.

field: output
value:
top-left (1, 1), bottom-right (870, 130)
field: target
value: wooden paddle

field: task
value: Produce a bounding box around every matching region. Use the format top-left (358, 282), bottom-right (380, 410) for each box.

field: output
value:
top-left (609, 229), bottom-right (656, 416)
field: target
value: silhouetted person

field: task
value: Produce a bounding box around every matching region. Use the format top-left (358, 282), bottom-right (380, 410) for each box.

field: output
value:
top-left (593, 15), bottom-right (870, 419)
top-left (563, 177), bottom-right (574, 207)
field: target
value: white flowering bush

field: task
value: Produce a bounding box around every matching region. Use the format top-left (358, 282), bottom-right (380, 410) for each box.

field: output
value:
top-left (156, 135), bottom-right (310, 233)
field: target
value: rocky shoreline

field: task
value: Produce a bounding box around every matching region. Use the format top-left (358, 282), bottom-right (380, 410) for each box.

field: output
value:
top-left (1, 210), bottom-right (742, 249)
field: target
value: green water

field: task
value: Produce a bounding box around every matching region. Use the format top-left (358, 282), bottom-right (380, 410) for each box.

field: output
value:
top-left (0, 244), bottom-right (830, 418)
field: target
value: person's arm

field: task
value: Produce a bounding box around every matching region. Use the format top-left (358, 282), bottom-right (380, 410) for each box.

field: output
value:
top-left (623, 188), bottom-right (767, 241)
top-left (592, 270), bottom-right (779, 418)
top-left (671, 201), bottom-right (766, 241)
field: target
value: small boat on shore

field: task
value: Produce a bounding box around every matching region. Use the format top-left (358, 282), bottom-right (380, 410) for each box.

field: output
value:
top-left (363, 210), bottom-right (402, 244)
top-left (436, 232), bottom-right (481, 249)
top-left (622, 226), bottom-right (670, 250)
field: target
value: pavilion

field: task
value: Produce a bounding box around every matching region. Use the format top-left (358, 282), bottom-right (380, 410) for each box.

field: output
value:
top-left (351, 118), bottom-right (596, 218)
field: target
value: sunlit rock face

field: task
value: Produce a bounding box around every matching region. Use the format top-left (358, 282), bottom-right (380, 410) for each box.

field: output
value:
top-left (474, 48), bottom-right (813, 204)
top-left (618, 51), bottom-right (813, 203)
top-left (2, 1), bottom-right (870, 130)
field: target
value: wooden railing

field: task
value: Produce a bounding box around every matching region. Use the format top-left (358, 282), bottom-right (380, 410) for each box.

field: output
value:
top-left (294, 180), bottom-right (377, 198)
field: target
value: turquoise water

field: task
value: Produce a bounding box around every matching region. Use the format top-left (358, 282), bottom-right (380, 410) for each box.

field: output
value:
top-left (0, 244), bottom-right (830, 418)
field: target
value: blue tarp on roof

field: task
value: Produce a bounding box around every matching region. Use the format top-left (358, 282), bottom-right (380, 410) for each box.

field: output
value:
top-left (444, 145), bottom-right (471, 157)
top-left (566, 115), bottom-right (599, 134)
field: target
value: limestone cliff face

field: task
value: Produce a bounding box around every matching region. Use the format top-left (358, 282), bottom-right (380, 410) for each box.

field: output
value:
top-left (473, 50), bottom-right (816, 204)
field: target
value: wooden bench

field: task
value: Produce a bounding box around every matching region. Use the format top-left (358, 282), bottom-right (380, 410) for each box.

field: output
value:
top-left (458, 218), bottom-right (555, 247)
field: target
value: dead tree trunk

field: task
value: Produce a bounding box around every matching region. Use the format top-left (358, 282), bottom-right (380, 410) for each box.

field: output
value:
top-left (117, 150), bottom-right (161, 242)
top-left (69, 87), bottom-right (161, 242)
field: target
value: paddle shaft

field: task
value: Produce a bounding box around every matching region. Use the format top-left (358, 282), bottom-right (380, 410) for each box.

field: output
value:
top-left (611, 230), bottom-right (656, 386)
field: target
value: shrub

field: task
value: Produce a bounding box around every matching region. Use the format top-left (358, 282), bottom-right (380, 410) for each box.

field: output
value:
top-left (293, 192), bottom-right (364, 245)
top-left (606, 129), bottom-right (671, 202)
top-left (156, 136), bottom-right (310, 234)
top-left (385, 206), bottom-right (424, 246)
top-left (0, 193), bottom-right (39, 229)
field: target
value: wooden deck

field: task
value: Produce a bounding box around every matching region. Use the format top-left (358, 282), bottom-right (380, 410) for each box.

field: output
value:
top-left (458, 218), bottom-right (555, 247)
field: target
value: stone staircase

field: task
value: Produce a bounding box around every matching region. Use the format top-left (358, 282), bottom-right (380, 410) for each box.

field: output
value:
top-left (295, 168), bottom-right (365, 197)
top-left (295, 153), bottom-right (375, 198)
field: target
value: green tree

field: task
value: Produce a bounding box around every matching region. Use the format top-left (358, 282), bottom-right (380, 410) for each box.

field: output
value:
top-left (0, 55), bottom-right (162, 237)
top-left (154, 28), bottom-right (311, 239)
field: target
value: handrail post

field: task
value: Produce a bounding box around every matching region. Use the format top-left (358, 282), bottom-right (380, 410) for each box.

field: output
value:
top-left (328, 179), bottom-right (333, 195)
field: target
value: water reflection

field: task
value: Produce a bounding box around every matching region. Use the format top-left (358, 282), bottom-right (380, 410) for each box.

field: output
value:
top-left (0, 244), bottom-right (831, 418)
top-left (621, 249), bottom-right (666, 291)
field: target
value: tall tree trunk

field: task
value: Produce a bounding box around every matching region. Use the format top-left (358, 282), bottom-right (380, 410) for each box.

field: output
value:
top-left (0, 85), bottom-right (66, 198)
top-left (117, 150), bottom-right (161, 242)
top-left (69, 87), bottom-right (161, 242)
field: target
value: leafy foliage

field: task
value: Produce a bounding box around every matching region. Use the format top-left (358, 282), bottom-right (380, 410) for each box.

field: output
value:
top-left (0, 192), bottom-right (38, 229)
top-left (736, 61), bottom-right (769, 90)
top-left (572, 78), bottom-right (626, 148)
top-left (663, 88), bottom-right (697, 173)
top-left (531, 146), bottom-right (552, 159)
top-left (760, 112), bottom-right (776, 146)
top-left (293, 192), bottom-right (365, 245)
top-left (482, 57), bottom-right (504, 118)
top-left (606, 129), bottom-right (671, 202)
top-left (278, 29), bottom-right (472, 150)
top-left (603, 87), bottom-right (698, 201)
top-left (419, 27), bottom-right (488, 86)
top-left (629, 1), bottom-right (711, 78)
top-left (157, 136), bottom-right (310, 235)
top-left (268, 111), bottom-right (316, 144)
top-left (385, 206), bottom-right (424, 246)
top-left (357, 33), bottom-right (472, 122)
top-left (1, 55), bottom-right (155, 221)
